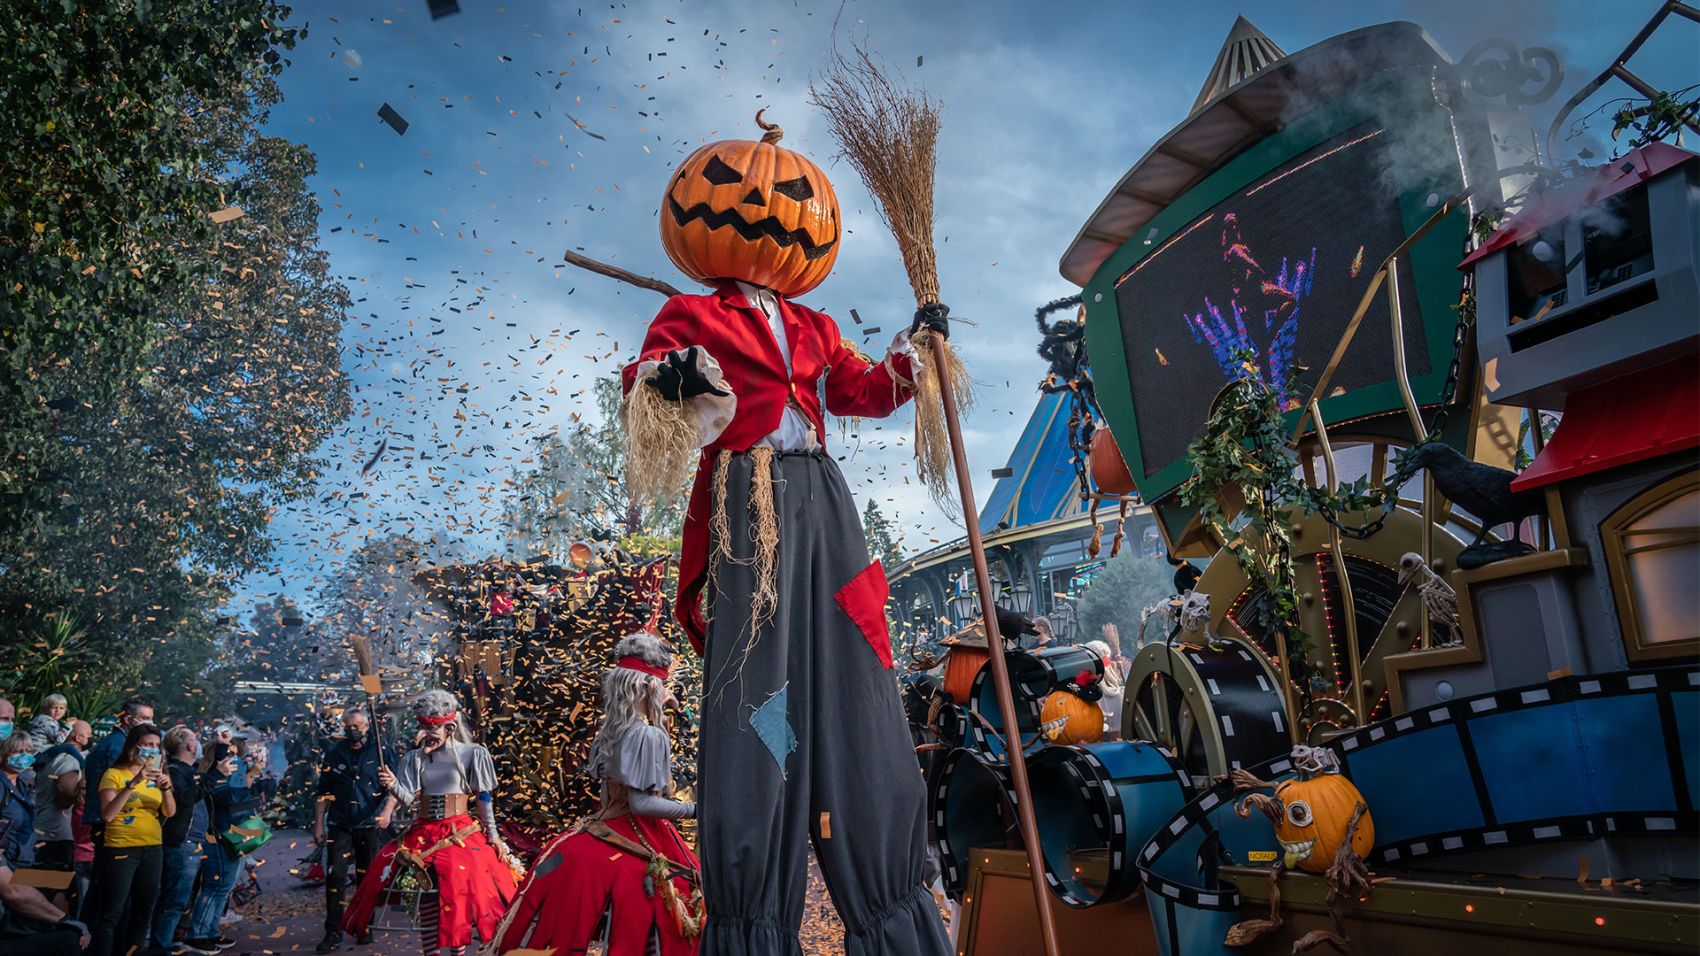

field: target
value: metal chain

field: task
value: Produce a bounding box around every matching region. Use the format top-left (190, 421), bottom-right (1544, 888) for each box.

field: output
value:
top-left (1424, 276), bottom-right (1475, 441)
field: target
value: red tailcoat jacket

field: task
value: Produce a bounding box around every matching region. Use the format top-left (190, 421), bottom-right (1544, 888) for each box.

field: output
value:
top-left (621, 283), bottom-right (916, 652)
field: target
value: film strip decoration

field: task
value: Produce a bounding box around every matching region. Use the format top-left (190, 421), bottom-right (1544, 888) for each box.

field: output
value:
top-left (932, 747), bottom-right (1019, 898)
top-left (1135, 665), bottom-right (1700, 951)
top-left (1029, 741), bottom-right (1193, 907)
top-left (1123, 638), bottom-right (1289, 785)
top-left (969, 646), bottom-right (1105, 758)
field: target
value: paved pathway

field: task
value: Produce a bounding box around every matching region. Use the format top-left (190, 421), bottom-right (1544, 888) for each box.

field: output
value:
top-left (224, 829), bottom-right (852, 955)
top-left (217, 830), bottom-right (410, 956)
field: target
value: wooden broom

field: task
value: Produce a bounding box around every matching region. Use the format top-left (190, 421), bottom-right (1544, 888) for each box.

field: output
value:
top-left (810, 41), bottom-right (1060, 956)
top-left (809, 41), bottom-right (973, 513)
top-left (349, 633), bottom-right (388, 772)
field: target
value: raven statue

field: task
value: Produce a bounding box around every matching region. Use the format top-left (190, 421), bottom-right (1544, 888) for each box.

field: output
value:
top-left (1392, 441), bottom-right (1546, 569)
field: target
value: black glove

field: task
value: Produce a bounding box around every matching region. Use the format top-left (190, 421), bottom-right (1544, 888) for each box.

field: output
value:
top-left (992, 605), bottom-right (1037, 641)
top-left (646, 346), bottom-right (730, 401)
top-left (910, 302), bottom-right (950, 340)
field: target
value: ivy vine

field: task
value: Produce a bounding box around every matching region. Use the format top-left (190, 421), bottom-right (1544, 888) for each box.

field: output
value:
top-left (1177, 350), bottom-right (1396, 704)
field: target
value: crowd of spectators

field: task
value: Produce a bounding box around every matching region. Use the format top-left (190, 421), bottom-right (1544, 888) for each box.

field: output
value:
top-left (0, 695), bottom-right (274, 956)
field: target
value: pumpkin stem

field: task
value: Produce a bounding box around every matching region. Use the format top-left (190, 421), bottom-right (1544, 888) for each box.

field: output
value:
top-left (755, 108), bottom-right (783, 144)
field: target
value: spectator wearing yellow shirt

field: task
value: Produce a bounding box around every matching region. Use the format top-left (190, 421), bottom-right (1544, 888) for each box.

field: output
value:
top-left (87, 724), bottom-right (174, 956)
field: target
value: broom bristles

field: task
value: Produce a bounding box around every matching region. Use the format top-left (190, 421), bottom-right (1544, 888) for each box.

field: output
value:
top-left (809, 40), bottom-right (942, 307)
top-left (350, 633), bottom-right (375, 678)
top-left (812, 39), bottom-right (971, 507)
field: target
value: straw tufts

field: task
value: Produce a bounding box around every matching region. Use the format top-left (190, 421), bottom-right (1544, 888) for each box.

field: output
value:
top-left (812, 38), bottom-right (971, 506)
top-left (748, 447), bottom-right (781, 635)
top-left (621, 383), bottom-right (699, 506)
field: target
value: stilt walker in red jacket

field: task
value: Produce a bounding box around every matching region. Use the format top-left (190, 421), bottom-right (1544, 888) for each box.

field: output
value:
top-left (621, 112), bottom-right (951, 956)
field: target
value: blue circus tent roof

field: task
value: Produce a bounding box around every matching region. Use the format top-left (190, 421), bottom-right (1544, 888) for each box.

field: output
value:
top-left (978, 389), bottom-right (1091, 535)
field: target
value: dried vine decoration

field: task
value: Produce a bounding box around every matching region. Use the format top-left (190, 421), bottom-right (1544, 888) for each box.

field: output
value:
top-left (810, 39), bottom-right (971, 509)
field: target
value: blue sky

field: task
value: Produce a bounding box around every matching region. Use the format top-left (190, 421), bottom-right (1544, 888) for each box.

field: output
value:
top-left (238, 0), bottom-right (1695, 611)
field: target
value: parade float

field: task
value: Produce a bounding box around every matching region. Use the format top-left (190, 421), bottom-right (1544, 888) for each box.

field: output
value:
top-left (918, 8), bottom-right (1700, 955)
top-left (412, 553), bottom-right (680, 838)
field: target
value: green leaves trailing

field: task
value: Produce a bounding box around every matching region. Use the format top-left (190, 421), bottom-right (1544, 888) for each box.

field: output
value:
top-left (0, 2), bottom-right (348, 705)
top-left (1177, 349), bottom-right (1401, 707)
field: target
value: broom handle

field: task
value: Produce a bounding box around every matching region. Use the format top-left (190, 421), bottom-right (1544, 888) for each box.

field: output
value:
top-left (927, 341), bottom-right (1061, 956)
top-left (368, 693), bottom-right (387, 773)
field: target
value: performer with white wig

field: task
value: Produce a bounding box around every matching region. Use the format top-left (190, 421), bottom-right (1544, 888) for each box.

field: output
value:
top-left (497, 633), bottom-right (703, 956)
top-left (341, 689), bottom-right (518, 956)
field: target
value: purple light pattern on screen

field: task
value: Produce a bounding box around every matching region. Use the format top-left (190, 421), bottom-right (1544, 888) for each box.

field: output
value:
top-left (1184, 212), bottom-right (1316, 407)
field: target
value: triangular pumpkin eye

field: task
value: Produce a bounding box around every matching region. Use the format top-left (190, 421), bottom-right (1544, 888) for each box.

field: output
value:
top-left (772, 176), bottom-right (813, 201)
top-left (701, 155), bottom-right (743, 185)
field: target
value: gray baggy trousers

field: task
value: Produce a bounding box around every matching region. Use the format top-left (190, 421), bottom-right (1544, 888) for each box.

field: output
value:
top-left (699, 451), bottom-right (950, 956)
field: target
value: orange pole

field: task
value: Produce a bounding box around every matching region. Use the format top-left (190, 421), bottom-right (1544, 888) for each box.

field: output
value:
top-left (928, 344), bottom-right (1061, 956)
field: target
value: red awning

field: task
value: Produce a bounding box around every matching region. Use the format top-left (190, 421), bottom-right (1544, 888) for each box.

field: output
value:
top-left (1459, 143), bottom-right (1699, 271)
top-left (1511, 358), bottom-right (1700, 492)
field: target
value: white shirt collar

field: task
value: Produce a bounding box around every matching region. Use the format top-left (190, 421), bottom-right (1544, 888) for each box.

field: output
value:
top-left (735, 280), bottom-right (780, 317)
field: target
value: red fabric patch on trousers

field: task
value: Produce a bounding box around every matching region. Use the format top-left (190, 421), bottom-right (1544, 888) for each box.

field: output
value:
top-left (835, 560), bottom-right (893, 669)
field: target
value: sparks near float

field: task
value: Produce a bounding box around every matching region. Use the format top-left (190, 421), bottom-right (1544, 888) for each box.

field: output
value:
top-left (886, 10), bottom-right (1698, 956)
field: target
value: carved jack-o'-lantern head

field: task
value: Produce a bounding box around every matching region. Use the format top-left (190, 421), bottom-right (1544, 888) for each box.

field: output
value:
top-left (660, 110), bottom-right (840, 298)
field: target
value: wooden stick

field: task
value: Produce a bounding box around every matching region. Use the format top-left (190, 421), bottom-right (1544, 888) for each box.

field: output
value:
top-left (368, 694), bottom-right (387, 774)
top-left (929, 344), bottom-right (1061, 956)
top-left (561, 249), bottom-right (683, 298)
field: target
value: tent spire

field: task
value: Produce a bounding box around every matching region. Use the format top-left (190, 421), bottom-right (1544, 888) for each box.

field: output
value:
top-left (1192, 15), bottom-right (1287, 113)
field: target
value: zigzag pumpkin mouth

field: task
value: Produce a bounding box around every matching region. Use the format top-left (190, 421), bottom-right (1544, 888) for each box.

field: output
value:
top-left (667, 196), bottom-right (838, 262)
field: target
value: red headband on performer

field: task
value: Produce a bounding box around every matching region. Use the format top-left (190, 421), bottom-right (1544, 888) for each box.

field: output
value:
top-left (617, 656), bottom-right (671, 681)
top-left (416, 712), bottom-right (458, 727)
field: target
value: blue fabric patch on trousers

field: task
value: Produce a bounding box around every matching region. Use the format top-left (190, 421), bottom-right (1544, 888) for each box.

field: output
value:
top-left (749, 684), bottom-right (798, 779)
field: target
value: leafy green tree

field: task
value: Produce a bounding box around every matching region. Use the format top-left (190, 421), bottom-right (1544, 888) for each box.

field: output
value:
top-left (0, 4), bottom-right (346, 699)
top-left (1075, 553), bottom-right (1175, 652)
top-left (862, 499), bottom-right (904, 570)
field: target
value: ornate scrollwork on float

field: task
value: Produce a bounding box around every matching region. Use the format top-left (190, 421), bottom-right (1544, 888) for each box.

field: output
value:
top-left (1456, 38), bottom-right (1563, 107)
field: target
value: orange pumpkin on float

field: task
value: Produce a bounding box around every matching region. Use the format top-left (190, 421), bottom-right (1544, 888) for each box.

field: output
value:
top-left (1039, 669), bottom-right (1106, 745)
top-left (1039, 689), bottom-right (1103, 745)
top-left (941, 638), bottom-right (990, 707)
top-left (1267, 759), bottom-right (1374, 873)
top-left (659, 110), bottom-right (840, 298)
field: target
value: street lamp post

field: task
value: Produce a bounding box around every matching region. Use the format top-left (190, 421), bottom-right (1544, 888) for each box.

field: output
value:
top-left (950, 584), bottom-right (980, 626)
top-left (1011, 578), bottom-right (1033, 616)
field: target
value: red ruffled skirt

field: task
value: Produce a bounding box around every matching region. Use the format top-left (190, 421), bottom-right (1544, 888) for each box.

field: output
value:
top-left (497, 814), bottom-right (701, 956)
top-left (342, 814), bottom-right (517, 947)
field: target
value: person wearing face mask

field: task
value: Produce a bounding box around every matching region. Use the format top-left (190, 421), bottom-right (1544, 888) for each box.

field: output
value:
top-left (181, 736), bottom-right (260, 955)
top-left (79, 699), bottom-right (155, 927)
top-left (312, 709), bottom-right (390, 953)
top-left (342, 689), bottom-right (517, 956)
top-left (151, 726), bottom-right (214, 954)
top-left (81, 700), bottom-right (154, 836)
top-left (0, 736), bottom-right (88, 956)
top-left (87, 723), bottom-right (174, 956)
top-left (0, 697), bottom-right (17, 743)
top-left (33, 719), bottom-right (92, 915)
top-left (0, 733), bottom-right (38, 868)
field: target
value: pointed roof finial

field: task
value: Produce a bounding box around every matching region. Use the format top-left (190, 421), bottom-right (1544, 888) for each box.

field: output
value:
top-left (1192, 15), bottom-right (1287, 113)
